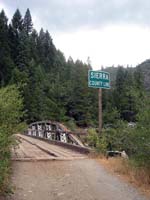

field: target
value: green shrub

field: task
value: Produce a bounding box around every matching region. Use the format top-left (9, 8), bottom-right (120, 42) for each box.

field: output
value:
top-left (64, 118), bottom-right (77, 131)
top-left (0, 85), bottom-right (24, 194)
top-left (96, 136), bottom-right (108, 153)
top-left (87, 128), bottom-right (98, 147)
top-left (101, 119), bottom-right (150, 168)
top-left (88, 106), bottom-right (150, 169)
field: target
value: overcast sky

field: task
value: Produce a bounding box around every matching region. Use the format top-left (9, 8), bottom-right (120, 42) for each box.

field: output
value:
top-left (1, 0), bottom-right (150, 69)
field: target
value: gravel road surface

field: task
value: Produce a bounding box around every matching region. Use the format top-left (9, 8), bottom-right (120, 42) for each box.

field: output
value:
top-left (8, 159), bottom-right (148, 200)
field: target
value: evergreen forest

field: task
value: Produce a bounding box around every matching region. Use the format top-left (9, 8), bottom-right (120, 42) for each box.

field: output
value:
top-left (0, 8), bottom-right (146, 127)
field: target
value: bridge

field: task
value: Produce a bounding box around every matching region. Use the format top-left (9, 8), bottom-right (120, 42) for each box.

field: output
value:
top-left (12, 121), bottom-right (90, 161)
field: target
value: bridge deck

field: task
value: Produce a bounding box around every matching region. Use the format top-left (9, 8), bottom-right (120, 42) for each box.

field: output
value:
top-left (12, 134), bottom-right (87, 161)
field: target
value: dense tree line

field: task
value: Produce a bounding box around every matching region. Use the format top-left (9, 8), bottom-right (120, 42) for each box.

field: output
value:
top-left (0, 9), bottom-right (98, 126)
top-left (103, 66), bottom-right (145, 124)
top-left (0, 9), bottom-right (145, 127)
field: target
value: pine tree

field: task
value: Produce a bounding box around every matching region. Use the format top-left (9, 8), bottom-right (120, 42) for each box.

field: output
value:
top-left (114, 67), bottom-right (144, 121)
top-left (114, 66), bottom-right (126, 111)
top-left (23, 8), bottom-right (33, 35)
top-left (0, 10), bottom-right (14, 85)
top-left (10, 9), bottom-right (23, 65)
top-left (37, 29), bottom-right (56, 71)
top-left (134, 66), bottom-right (144, 91)
top-left (29, 29), bottom-right (38, 60)
top-left (11, 9), bottom-right (23, 33)
top-left (16, 29), bottom-right (30, 72)
top-left (37, 28), bottom-right (46, 64)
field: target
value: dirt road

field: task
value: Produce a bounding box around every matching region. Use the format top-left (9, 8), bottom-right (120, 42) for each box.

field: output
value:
top-left (9, 135), bottom-right (148, 200)
top-left (8, 159), bottom-right (148, 200)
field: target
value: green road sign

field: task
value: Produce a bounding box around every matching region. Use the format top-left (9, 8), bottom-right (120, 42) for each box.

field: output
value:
top-left (88, 70), bottom-right (110, 89)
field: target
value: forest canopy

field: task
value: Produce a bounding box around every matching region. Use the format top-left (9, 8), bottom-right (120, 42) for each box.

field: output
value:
top-left (0, 8), bottom-right (146, 127)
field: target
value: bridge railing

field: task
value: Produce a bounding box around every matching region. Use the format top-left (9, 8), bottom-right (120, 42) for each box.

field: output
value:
top-left (24, 121), bottom-right (81, 146)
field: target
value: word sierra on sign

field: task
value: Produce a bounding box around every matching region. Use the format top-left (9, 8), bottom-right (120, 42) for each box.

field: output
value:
top-left (90, 71), bottom-right (109, 80)
top-left (88, 70), bottom-right (110, 89)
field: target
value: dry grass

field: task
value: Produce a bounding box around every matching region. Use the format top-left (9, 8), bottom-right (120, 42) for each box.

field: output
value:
top-left (98, 157), bottom-right (150, 197)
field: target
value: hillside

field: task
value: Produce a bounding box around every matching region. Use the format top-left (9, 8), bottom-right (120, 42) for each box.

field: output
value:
top-left (104, 61), bottom-right (150, 91)
top-left (137, 59), bottom-right (150, 91)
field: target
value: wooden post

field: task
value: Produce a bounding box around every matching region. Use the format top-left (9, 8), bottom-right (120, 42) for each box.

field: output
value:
top-left (98, 88), bottom-right (102, 135)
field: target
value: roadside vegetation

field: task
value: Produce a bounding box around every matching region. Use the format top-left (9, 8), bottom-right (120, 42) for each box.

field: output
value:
top-left (0, 85), bottom-right (24, 195)
top-left (86, 101), bottom-right (150, 191)
top-left (99, 158), bottom-right (150, 196)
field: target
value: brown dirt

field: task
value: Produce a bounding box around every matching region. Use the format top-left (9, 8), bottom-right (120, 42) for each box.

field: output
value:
top-left (98, 157), bottom-right (150, 198)
top-left (7, 159), bottom-right (148, 200)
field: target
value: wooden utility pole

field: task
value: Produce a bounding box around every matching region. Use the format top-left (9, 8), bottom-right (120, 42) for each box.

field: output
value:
top-left (98, 88), bottom-right (102, 135)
